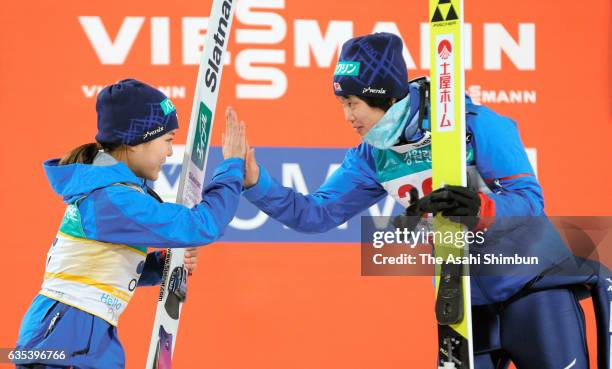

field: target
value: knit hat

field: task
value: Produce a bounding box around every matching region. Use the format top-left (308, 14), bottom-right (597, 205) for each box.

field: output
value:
top-left (95, 79), bottom-right (179, 146)
top-left (333, 33), bottom-right (409, 100)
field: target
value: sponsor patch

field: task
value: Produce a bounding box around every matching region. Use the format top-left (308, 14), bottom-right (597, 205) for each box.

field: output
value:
top-left (160, 98), bottom-right (176, 116)
top-left (334, 61), bottom-right (360, 76)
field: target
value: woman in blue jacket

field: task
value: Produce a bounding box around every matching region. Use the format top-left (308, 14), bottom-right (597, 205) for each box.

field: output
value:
top-left (236, 33), bottom-right (609, 369)
top-left (15, 79), bottom-right (247, 368)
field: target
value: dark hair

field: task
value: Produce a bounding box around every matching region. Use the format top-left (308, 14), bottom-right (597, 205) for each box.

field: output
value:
top-left (358, 95), bottom-right (396, 112)
top-left (59, 142), bottom-right (122, 165)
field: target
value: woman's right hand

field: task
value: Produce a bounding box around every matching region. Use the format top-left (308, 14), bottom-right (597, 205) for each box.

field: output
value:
top-left (223, 107), bottom-right (247, 160)
top-left (244, 142), bottom-right (259, 188)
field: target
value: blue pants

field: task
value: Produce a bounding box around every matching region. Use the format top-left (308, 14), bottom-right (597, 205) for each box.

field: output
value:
top-left (15, 295), bottom-right (125, 369)
top-left (473, 288), bottom-right (589, 369)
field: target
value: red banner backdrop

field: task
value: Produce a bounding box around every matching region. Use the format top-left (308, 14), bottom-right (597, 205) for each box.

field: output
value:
top-left (0, 0), bottom-right (610, 368)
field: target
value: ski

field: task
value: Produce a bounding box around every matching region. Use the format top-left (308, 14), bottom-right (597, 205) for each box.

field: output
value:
top-left (145, 0), bottom-right (237, 367)
top-left (429, 0), bottom-right (474, 368)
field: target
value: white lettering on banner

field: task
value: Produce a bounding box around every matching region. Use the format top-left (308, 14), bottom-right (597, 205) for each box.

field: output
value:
top-left (79, 16), bottom-right (535, 72)
top-left (235, 50), bottom-right (287, 99)
top-left (151, 17), bottom-right (170, 65)
top-left (230, 211), bottom-right (269, 230)
top-left (81, 85), bottom-right (185, 99)
top-left (464, 23), bottom-right (473, 70)
top-left (78, 16), bottom-right (145, 65)
top-left (182, 17), bottom-right (209, 65)
top-left (157, 86), bottom-right (186, 99)
top-left (469, 85), bottom-right (536, 104)
top-left (82, 85), bottom-right (103, 98)
top-left (368, 196), bottom-right (397, 217)
top-left (182, 17), bottom-right (233, 66)
top-left (236, 0), bottom-right (286, 44)
top-left (420, 23), bottom-right (430, 70)
top-left (282, 163), bottom-right (309, 194)
top-left (525, 148), bottom-right (538, 176)
top-left (79, 13), bottom-right (537, 101)
top-left (294, 20), bottom-right (353, 67)
top-left (368, 196), bottom-right (397, 229)
top-left (484, 23), bottom-right (535, 70)
top-left (182, 17), bottom-right (208, 65)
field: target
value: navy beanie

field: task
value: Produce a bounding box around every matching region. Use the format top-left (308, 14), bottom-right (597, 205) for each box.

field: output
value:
top-left (95, 79), bottom-right (179, 146)
top-left (333, 33), bottom-right (409, 100)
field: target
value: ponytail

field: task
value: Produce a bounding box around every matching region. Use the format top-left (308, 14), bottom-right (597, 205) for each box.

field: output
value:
top-left (59, 142), bottom-right (122, 165)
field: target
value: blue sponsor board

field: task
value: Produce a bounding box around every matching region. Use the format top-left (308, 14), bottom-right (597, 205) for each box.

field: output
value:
top-left (153, 147), bottom-right (402, 243)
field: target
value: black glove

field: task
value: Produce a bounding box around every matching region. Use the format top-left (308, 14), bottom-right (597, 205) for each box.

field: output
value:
top-left (392, 187), bottom-right (424, 231)
top-left (417, 185), bottom-right (481, 229)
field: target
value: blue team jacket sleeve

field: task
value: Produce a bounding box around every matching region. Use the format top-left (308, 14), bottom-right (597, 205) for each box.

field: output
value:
top-left (469, 105), bottom-right (543, 216)
top-left (243, 145), bottom-right (387, 233)
top-left (79, 158), bottom-right (245, 248)
top-left (137, 251), bottom-right (164, 286)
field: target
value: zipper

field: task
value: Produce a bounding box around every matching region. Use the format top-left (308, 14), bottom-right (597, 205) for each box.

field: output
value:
top-left (43, 312), bottom-right (61, 338)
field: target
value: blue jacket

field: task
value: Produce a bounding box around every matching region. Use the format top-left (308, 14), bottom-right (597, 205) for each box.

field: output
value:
top-left (44, 155), bottom-right (244, 285)
top-left (44, 155), bottom-right (244, 248)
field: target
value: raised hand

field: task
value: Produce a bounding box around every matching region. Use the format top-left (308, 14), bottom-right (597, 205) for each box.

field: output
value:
top-left (244, 142), bottom-right (260, 188)
top-left (222, 107), bottom-right (247, 160)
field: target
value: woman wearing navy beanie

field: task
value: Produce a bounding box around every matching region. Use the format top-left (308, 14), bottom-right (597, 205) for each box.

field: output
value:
top-left (15, 79), bottom-right (247, 369)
